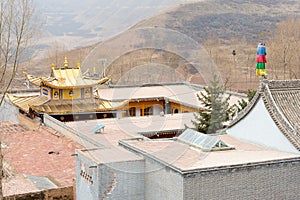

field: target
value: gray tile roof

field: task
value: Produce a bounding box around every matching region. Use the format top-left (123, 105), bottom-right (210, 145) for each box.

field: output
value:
top-left (229, 79), bottom-right (300, 150)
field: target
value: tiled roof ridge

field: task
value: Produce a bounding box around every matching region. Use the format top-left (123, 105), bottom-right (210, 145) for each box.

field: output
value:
top-left (107, 82), bottom-right (191, 88)
top-left (261, 82), bottom-right (300, 150)
top-left (227, 82), bottom-right (262, 128)
top-left (267, 79), bottom-right (300, 89)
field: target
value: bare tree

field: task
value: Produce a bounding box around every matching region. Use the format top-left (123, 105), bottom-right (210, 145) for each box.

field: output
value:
top-left (0, 0), bottom-right (35, 198)
top-left (269, 18), bottom-right (300, 80)
top-left (0, 0), bottom-right (35, 106)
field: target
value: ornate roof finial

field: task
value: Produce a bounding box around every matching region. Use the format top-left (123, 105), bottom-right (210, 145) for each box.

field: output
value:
top-left (51, 63), bottom-right (55, 69)
top-left (77, 62), bottom-right (81, 68)
top-left (64, 56), bottom-right (68, 69)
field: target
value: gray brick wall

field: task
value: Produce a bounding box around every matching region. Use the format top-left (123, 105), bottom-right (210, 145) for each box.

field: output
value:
top-left (0, 98), bottom-right (18, 123)
top-left (183, 160), bottom-right (300, 200)
top-left (98, 161), bottom-right (145, 200)
top-left (76, 150), bottom-right (145, 200)
top-left (76, 151), bottom-right (99, 200)
top-left (145, 159), bottom-right (183, 200)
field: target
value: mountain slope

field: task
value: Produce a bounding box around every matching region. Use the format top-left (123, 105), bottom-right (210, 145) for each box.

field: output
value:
top-left (80, 0), bottom-right (300, 90)
top-left (32, 0), bottom-right (199, 54)
top-left (133, 0), bottom-right (300, 43)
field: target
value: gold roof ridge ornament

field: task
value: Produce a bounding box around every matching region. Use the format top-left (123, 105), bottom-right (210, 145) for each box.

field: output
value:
top-left (64, 56), bottom-right (68, 69)
top-left (23, 57), bottom-right (111, 89)
top-left (11, 57), bottom-right (121, 118)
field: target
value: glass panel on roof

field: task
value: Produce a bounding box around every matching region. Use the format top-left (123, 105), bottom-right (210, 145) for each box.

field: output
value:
top-left (178, 128), bottom-right (227, 150)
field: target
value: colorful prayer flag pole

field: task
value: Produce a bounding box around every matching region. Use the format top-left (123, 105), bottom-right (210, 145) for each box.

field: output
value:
top-left (256, 43), bottom-right (267, 77)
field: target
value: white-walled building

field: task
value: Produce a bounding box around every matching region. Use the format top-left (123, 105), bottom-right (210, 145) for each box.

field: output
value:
top-left (227, 79), bottom-right (300, 154)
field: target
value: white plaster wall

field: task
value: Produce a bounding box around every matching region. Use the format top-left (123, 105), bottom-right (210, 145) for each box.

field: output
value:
top-left (136, 108), bottom-right (141, 116)
top-left (227, 97), bottom-right (299, 154)
top-left (116, 110), bottom-right (123, 119)
top-left (153, 105), bottom-right (163, 115)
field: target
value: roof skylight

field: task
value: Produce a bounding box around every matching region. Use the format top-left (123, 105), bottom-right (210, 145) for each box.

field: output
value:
top-left (178, 129), bottom-right (233, 151)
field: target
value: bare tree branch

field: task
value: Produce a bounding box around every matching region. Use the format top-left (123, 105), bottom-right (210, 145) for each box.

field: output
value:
top-left (0, 1), bottom-right (35, 198)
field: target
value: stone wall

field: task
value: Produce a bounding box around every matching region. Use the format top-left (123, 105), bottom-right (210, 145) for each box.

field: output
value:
top-left (4, 186), bottom-right (73, 200)
top-left (183, 159), bottom-right (300, 199)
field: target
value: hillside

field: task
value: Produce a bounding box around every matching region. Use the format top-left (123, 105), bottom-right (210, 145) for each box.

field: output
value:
top-left (16, 0), bottom-right (300, 92)
top-left (134, 0), bottom-right (300, 43)
top-left (80, 0), bottom-right (300, 92)
top-left (30, 0), bottom-right (198, 58)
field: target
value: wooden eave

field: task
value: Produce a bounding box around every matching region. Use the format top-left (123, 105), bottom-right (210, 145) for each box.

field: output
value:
top-left (24, 71), bottom-right (111, 89)
top-left (30, 98), bottom-right (128, 115)
top-left (40, 76), bottom-right (110, 89)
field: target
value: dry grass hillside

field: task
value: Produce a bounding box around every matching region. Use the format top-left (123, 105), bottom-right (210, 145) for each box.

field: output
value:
top-left (78, 0), bottom-right (300, 92)
top-left (134, 0), bottom-right (300, 43)
top-left (15, 0), bottom-right (300, 92)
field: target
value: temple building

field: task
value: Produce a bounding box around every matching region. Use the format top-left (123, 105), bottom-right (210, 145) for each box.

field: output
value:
top-left (96, 83), bottom-right (245, 117)
top-left (8, 57), bottom-right (127, 122)
top-left (7, 57), bottom-right (246, 122)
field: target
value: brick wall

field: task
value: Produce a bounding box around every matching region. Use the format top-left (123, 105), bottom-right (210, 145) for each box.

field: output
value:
top-left (76, 150), bottom-right (145, 200)
top-left (144, 159), bottom-right (183, 200)
top-left (97, 161), bottom-right (145, 200)
top-left (183, 159), bottom-right (300, 199)
top-left (4, 186), bottom-right (73, 200)
top-left (0, 98), bottom-right (18, 123)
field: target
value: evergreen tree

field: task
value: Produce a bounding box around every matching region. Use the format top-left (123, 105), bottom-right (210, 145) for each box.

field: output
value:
top-left (236, 89), bottom-right (257, 112)
top-left (192, 75), bottom-right (234, 134)
top-left (247, 89), bottom-right (256, 101)
top-left (236, 98), bottom-right (247, 112)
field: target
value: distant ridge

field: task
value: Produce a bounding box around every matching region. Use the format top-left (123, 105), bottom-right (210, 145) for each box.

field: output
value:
top-left (80, 0), bottom-right (300, 87)
top-left (133, 0), bottom-right (300, 43)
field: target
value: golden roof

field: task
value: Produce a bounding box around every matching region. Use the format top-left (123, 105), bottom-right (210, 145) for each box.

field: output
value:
top-left (24, 57), bottom-right (110, 89)
top-left (7, 94), bottom-right (128, 114)
top-left (7, 94), bottom-right (50, 113)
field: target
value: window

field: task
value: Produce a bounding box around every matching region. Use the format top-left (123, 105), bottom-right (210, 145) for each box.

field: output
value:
top-left (144, 107), bottom-right (153, 116)
top-left (54, 91), bottom-right (59, 98)
top-left (129, 107), bottom-right (136, 116)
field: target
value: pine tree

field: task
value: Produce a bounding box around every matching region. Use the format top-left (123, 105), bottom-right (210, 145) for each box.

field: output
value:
top-left (236, 99), bottom-right (247, 112)
top-left (192, 75), bottom-right (234, 134)
top-left (236, 89), bottom-right (256, 112)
